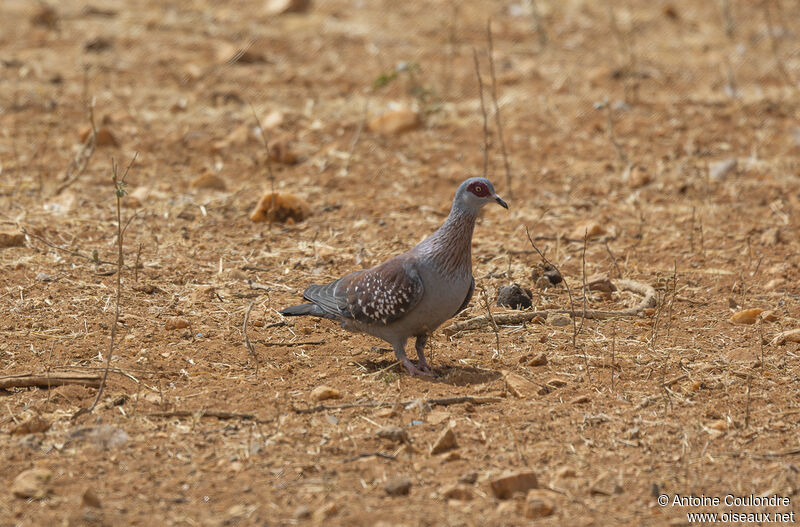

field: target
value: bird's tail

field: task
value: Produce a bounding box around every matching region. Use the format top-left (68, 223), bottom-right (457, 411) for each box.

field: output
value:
top-left (280, 303), bottom-right (327, 317)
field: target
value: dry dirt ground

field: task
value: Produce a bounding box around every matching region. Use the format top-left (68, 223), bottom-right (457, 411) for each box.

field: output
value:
top-left (2, 0), bottom-right (800, 525)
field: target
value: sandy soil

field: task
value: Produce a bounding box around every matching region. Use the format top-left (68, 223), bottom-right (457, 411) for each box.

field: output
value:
top-left (2, 0), bottom-right (800, 525)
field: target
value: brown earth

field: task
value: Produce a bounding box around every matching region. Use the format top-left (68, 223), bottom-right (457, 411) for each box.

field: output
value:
top-left (2, 0), bottom-right (800, 525)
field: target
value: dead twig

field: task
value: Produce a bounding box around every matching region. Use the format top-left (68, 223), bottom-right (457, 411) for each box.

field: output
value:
top-left (486, 19), bottom-right (513, 197)
top-left (0, 372), bottom-right (101, 390)
top-left (342, 452), bottom-right (396, 462)
top-left (292, 395), bottom-right (502, 414)
top-left (147, 410), bottom-right (272, 423)
top-left (243, 301), bottom-right (259, 374)
top-left (480, 288), bottom-right (501, 357)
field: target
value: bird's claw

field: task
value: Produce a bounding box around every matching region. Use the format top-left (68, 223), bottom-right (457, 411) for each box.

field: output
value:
top-left (402, 359), bottom-right (435, 377)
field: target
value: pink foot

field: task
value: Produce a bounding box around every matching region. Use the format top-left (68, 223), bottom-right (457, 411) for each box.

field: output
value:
top-left (401, 358), bottom-right (434, 377)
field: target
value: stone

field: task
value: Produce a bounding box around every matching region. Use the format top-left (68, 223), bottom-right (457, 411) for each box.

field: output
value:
top-left (490, 471), bottom-right (539, 499)
top-left (12, 468), bottom-right (53, 499)
top-left (524, 489), bottom-right (556, 518)
top-left (730, 308), bottom-right (763, 325)
top-left (190, 172), bottom-right (227, 191)
top-left (772, 329), bottom-right (800, 346)
top-left (430, 427), bottom-right (457, 455)
top-left (311, 385), bottom-right (340, 402)
top-left (548, 314), bottom-right (571, 327)
top-left (0, 231), bottom-right (25, 248)
top-left (709, 158), bottom-right (737, 181)
top-left (368, 110), bottom-right (421, 135)
top-left (293, 506), bottom-right (312, 519)
top-left (376, 425), bottom-right (409, 444)
top-left (249, 191), bottom-right (311, 224)
top-left (265, 0), bottom-right (311, 15)
top-left (569, 221), bottom-right (606, 240)
top-left (82, 487), bottom-right (102, 508)
top-left (165, 318), bottom-right (190, 330)
top-left (384, 476), bottom-right (412, 496)
top-left (440, 484), bottom-right (473, 501)
top-left (504, 372), bottom-right (542, 398)
top-left (189, 285), bottom-right (217, 304)
top-left (528, 352), bottom-right (547, 366)
top-left (496, 284), bottom-right (532, 309)
top-left (587, 274), bottom-right (616, 292)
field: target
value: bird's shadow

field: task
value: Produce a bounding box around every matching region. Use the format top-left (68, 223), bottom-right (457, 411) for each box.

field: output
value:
top-left (355, 359), bottom-right (500, 386)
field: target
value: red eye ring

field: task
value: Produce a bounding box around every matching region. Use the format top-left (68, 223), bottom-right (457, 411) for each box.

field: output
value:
top-left (468, 182), bottom-right (489, 197)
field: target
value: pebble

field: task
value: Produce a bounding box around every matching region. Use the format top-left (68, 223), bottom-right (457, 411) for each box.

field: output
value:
top-left (190, 172), bottom-right (227, 191)
top-left (368, 110), bottom-right (420, 135)
top-left (376, 425), bottom-right (408, 443)
top-left (12, 468), bottom-right (53, 499)
top-left (165, 318), bottom-right (190, 330)
top-left (440, 484), bottom-right (473, 501)
top-left (458, 471), bottom-right (478, 484)
top-left (569, 221), bottom-right (606, 240)
top-left (524, 489), bottom-right (556, 518)
top-left (66, 425), bottom-right (129, 449)
top-left (496, 283), bottom-right (532, 309)
top-left (11, 415), bottom-right (51, 435)
top-left (430, 427), bottom-right (457, 455)
top-left (82, 487), bottom-right (102, 508)
top-left (504, 372), bottom-right (543, 398)
top-left (265, 0), bottom-right (311, 15)
top-left (548, 314), bottom-right (571, 327)
top-left (311, 385), bottom-right (340, 401)
top-left (490, 471), bottom-right (539, 499)
top-left (249, 191), bottom-right (311, 224)
top-left (772, 329), bottom-right (800, 346)
top-left (709, 158), bottom-right (737, 181)
top-left (729, 308), bottom-right (763, 325)
top-left (0, 231), bottom-right (25, 248)
top-left (384, 475), bottom-right (412, 496)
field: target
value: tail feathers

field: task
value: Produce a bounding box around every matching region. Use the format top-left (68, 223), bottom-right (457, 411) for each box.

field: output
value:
top-left (280, 303), bottom-right (327, 318)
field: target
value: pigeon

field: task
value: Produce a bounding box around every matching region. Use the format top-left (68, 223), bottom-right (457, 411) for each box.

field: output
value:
top-left (281, 177), bottom-right (508, 376)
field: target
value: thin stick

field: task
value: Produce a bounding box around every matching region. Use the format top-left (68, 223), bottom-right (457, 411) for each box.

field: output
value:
top-left (605, 240), bottom-right (623, 279)
top-left (0, 372), bottom-right (101, 390)
top-left (745, 374), bottom-right (752, 429)
top-left (578, 231), bottom-right (590, 374)
top-left (611, 325), bottom-right (617, 392)
top-left (486, 19), bottom-right (513, 197)
top-left (75, 153), bottom-right (137, 419)
top-left (243, 301), bottom-right (259, 374)
top-left (525, 226), bottom-right (578, 348)
top-left (472, 48), bottom-right (490, 178)
top-left (665, 259), bottom-right (678, 337)
top-left (147, 410), bottom-right (272, 423)
top-left (343, 95), bottom-right (370, 176)
top-left (480, 288), bottom-right (501, 357)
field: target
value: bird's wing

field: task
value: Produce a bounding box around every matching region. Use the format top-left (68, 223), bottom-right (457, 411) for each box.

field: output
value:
top-left (453, 275), bottom-right (474, 317)
top-left (322, 254), bottom-right (425, 326)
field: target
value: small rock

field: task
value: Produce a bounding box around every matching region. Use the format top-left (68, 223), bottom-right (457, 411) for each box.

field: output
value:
top-left (376, 425), bottom-right (409, 443)
top-left (440, 484), bottom-right (473, 501)
top-left (546, 378), bottom-right (567, 388)
top-left (772, 329), bottom-right (800, 346)
top-left (35, 272), bottom-right (55, 282)
top-left (459, 471), bottom-right (478, 484)
top-left (765, 278), bottom-right (785, 291)
top-left (250, 191), bottom-right (311, 224)
top-left (189, 285), bottom-right (217, 304)
top-left (570, 395), bottom-right (590, 404)
top-left (293, 506), bottom-right (312, 519)
top-left (524, 489), bottom-right (556, 519)
top-left (311, 385), bottom-right (340, 402)
top-left (569, 221), bottom-right (606, 240)
top-left (165, 318), bottom-right (190, 330)
top-left (11, 415), bottom-right (51, 435)
top-left (12, 468), bottom-right (53, 499)
top-left (384, 476), bottom-right (412, 496)
top-left (0, 231), bottom-right (25, 248)
top-left (528, 352), bottom-right (547, 366)
top-left (532, 263), bottom-right (562, 286)
top-left (496, 501), bottom-right (519, 514)
top-left (84, 36), bottom-right (113, 53)
top-left (535, 276), bottom-right (553, 289)
top-left (66, 425), bottom-right (129, 449)
top-left (730, 308), bottom-right (763, 325)
top-left (627, 166), bottom-right (651, 189)
top-left (490, 471), bottom-right (539, 500)
top-left (265, 0), bottom-right (311, 15)
top-left (760, 310), bottom-right (779, 323)
top-left (430, 427), bottom-right (457, 455)
top-left (709, 158), bottom-right (737, 181)
top-left (190, 172), bottom-right (227, 191)
top-left (439, 451), bottom-right (462, 462)
top-left (496, 284), bottom-right (532, 309)
top-left (369, 110), bottom-right (421, 135)
top-left (548, 314), bottom-right (571, 327)
top-left (504, 372), bottom-right (542, 398)
top-left (79, 126), bottom-right (119, 147)
top-left (132, 283), bottom-right (163, 295)
top-left (31, 4), bottom-right (58, 28)
top-left (587, 274), bottom-right (616, 293)
top-left (269, 138), bottom-right (298, 165)
top-left (214, 42), bottom-right (267, 65)
top-left (82, 487), bottom-right (102, 508)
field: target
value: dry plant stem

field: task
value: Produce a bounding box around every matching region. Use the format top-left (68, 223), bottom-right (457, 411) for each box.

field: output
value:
top-left (248, 101), bottom-right (276, 224)
top-left (0, 372), bottom-right (101, 389)
top-left (343, 95), bottom-right (370, 176)
top-left (605, 241), bottom-right (623, 279)
top-left (526, 0), bottom-right (548, 48)
top-left (148, 410), bottom-right (272, 423)
top-left (445, 279), bottom-right (656, 333)
top-left (503, 415), bottom-right (529, 467)
top-left (486, 19), bottom-right (513, 197)
top-left (578, 232), bottom-right (591, 375)
top-left (665, 259), bottom-right (678, 337)
top-left (18, 225), bottom-right (117, 267)
top-left (472, 48), bottom-right (490, 179)
top-left (78, 153), bottom-right (138, 419)
top-left (525, 226), bottom-right (578, 348)
top-left (762, 0), bottom-right (795, 88)
top-left (292, 395), bottom-right (502, 414)
top-left (243, 301), bottom-right (259, 374)
top-left (605, 102), bottom-right (630, 166)
top-left (611, 325), bottom-right (617, 392)
top-left (480, 288), bottom-right (501, 357)
top-left (745, 374), bottom-right (752, 429)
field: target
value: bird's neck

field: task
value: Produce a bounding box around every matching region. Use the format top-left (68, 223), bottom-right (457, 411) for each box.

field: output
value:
top-left (417, 206), bottom-right (477, 277)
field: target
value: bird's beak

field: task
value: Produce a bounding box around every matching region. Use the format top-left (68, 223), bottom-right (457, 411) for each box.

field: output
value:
top-left (493, 194), bottom-right (509, 209)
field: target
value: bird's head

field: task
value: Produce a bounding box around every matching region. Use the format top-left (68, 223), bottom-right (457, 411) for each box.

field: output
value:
top-left (455, 177), bottom-right (508, 213)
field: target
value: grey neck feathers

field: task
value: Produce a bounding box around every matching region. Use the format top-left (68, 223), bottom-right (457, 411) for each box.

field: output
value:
top-left (416, 199), bottom-right (478, 277)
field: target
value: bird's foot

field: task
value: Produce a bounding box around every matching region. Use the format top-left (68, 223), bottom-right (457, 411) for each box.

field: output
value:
top-left (401, 358), bottom-right (434, 377)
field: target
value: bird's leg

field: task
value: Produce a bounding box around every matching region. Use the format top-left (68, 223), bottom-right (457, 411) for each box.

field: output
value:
top-left (393, 340), bottom-right (431, 377)
top-left (414, 335), bottom-right (432, 373)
